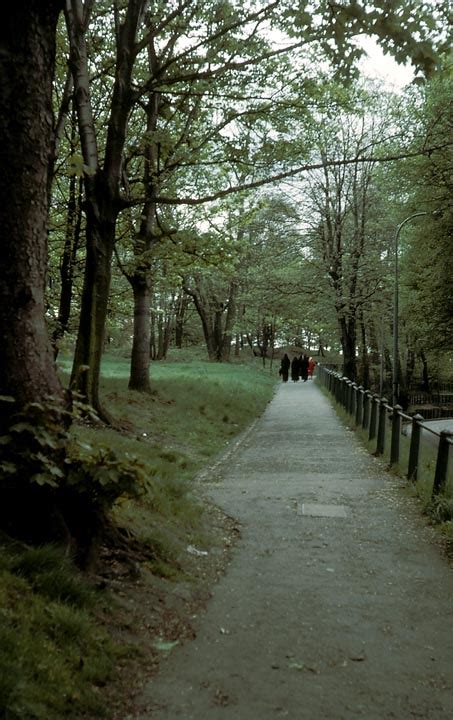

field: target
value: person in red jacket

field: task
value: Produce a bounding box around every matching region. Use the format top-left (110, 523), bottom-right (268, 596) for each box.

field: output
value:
top-left (308, 357), bottom-right (316, 378)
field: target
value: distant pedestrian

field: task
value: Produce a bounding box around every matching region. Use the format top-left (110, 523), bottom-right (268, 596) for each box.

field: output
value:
top-left (298, 355), bottom-right (304, 380)
top-left (300, 354), bottom-right (309, 382)
top-left (279, 353), bottom-right (290, 382)
top-left (291, 356), bottom-right (300, 382)
top-left (308, 357), bottom-right (316, 379)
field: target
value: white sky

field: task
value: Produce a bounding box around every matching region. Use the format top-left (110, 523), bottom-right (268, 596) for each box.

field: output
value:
top-left (357, 35), bottom-right (415, 90)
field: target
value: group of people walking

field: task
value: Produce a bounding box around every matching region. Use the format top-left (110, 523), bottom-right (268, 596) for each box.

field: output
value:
top-left (279, 353), bottom-right (316, 383)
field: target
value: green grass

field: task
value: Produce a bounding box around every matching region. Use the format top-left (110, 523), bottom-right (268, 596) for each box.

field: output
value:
top-left (1, 351), bottom-right (277, 719)
top-left (0, 543), bottom-right (123, 720)
top-left (70, 352), bottom-right (277, 486)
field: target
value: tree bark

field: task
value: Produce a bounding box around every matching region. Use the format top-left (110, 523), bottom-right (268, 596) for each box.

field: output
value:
top-left (69, 192), bottom-right (116, 415)
top-left (0, 2), bottom-right (66, 426)
top-left (339, 316), bottom-right (357, 381)
top-left (221, 281), bottom-right (238, 361)
top-left (53, 168), bottom-right (83, 355)
top-left (128, 276), bottom-right (152, 392)
top-left (175, 291), bottom-right (190, 348)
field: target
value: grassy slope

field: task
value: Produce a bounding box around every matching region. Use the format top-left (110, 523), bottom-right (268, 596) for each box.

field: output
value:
top-left (0, 353), bottom-right (277, 720)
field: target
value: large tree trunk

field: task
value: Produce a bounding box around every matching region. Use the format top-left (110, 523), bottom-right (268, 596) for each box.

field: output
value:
top-left (0, 2), bottom-right (66, 427)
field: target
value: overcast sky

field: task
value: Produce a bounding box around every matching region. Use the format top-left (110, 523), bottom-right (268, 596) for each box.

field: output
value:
top-left (358, 35), bottom-right (414, 90)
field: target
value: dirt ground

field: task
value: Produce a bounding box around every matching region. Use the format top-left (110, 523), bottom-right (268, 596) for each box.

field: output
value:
top-left (107, 380), bottom-right (453, 720)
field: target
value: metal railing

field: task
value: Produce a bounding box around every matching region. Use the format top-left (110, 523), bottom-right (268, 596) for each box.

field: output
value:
top-left (316, 365), bottom-right (453, 499)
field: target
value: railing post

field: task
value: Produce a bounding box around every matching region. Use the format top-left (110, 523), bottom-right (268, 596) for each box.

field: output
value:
top-left (342, 378), bottom-right (349, 409)
top-left (362, 390), bottom-right (371, 431)
top-left (408, 413), bottom-right (424, 481)
top-left (432, 430), bottom-right (453, 497)
top-left (369, 394), bottom-right (379, 441)
top-left (342, 379), bottom-right (348, 410)
top-left (335, 374), bottom-right (341, 403)
top-left (355, 386), bottom-right (363, 426)
top-left (337, 374), bottom-right (342, 403)
top-left (334, 374), bottom-right (340, 402)
top-left (390, 405), bottom-right (402, 466)
top-left (376, 398), bottom-right (388, 456)
top-left (350, 383), bottom-right (357, 417)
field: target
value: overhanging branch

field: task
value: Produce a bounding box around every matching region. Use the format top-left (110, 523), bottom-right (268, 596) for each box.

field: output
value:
top-left (120, 141), bottom-right (453, 208)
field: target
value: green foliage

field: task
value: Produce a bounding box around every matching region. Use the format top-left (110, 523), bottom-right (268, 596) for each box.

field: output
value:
top-left (65, 442), bottom-right (148, 510)
top-left (401, 71), bottom-right (453, 356)
top-left (426, 495), bottom-right (453, 525)
top-left (0, 399), bottom-right (147, 514)
top-left (0, 400), bottom-right (68, 490)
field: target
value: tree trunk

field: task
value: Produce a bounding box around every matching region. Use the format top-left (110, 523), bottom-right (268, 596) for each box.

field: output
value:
top-left (221, 281), bottom-right (238, 361)
top-left (405, 347), bottom-right (415, 390)
top-left (420, 350), bottom-right (430, 392)
top-left (339, 316), bottom-right (357, 381)
top-left (359, 314), bottom-right (370, 389)
top-left (53, 170), bottom-right (83, 355)
top-left (70, 194), bottom-right (116, 418)
top-left (185, 282), bottom-right (218, 360)
top-left (128, 276), bottom-right (151, 392)
top-left (175, 291), bottom-right (189, 348)
top-left (0, 2), bottom-right (66, 427)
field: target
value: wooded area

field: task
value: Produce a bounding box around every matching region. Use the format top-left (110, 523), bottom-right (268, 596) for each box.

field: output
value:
top-left (0, 1), bottom-right (451, 558)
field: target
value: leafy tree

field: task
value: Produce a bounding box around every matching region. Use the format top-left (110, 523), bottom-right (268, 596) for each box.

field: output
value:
top-left (399, 61), bottom-right (453, 381)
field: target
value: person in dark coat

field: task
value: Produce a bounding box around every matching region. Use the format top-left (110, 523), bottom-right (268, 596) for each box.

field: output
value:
top-left (291, 356), bottom-right (300, 382)
top-left (279, 353), bottom-right (290, 382)
top-left (300, 354), bottom-right (309, 382)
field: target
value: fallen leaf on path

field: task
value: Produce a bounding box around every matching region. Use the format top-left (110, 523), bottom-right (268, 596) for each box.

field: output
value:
top-left (349, 652), bottom-right (367, 662)
top-left (186, 545), bottom-right (208, 556)
top-left (153, 638), bottom-right (179, 652)
top-left (213, 688), bottom-right (230, 706)
top-left (288, 662), bottom-right (320, 674)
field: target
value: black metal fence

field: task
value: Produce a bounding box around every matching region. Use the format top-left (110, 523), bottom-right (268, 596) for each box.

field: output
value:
top-left (316, 365), bottom-right (453, 500)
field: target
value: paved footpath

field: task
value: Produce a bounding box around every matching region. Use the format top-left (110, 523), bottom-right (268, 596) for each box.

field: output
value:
top-left (135, 380), bottom-right (453, 720)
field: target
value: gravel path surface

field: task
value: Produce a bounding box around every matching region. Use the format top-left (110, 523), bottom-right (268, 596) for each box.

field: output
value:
top-left (135, 380), bottom-right (453, 719)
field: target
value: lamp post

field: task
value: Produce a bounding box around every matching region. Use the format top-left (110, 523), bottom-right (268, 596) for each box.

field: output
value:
top-left (392, 211), bottom-right (427, 406)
